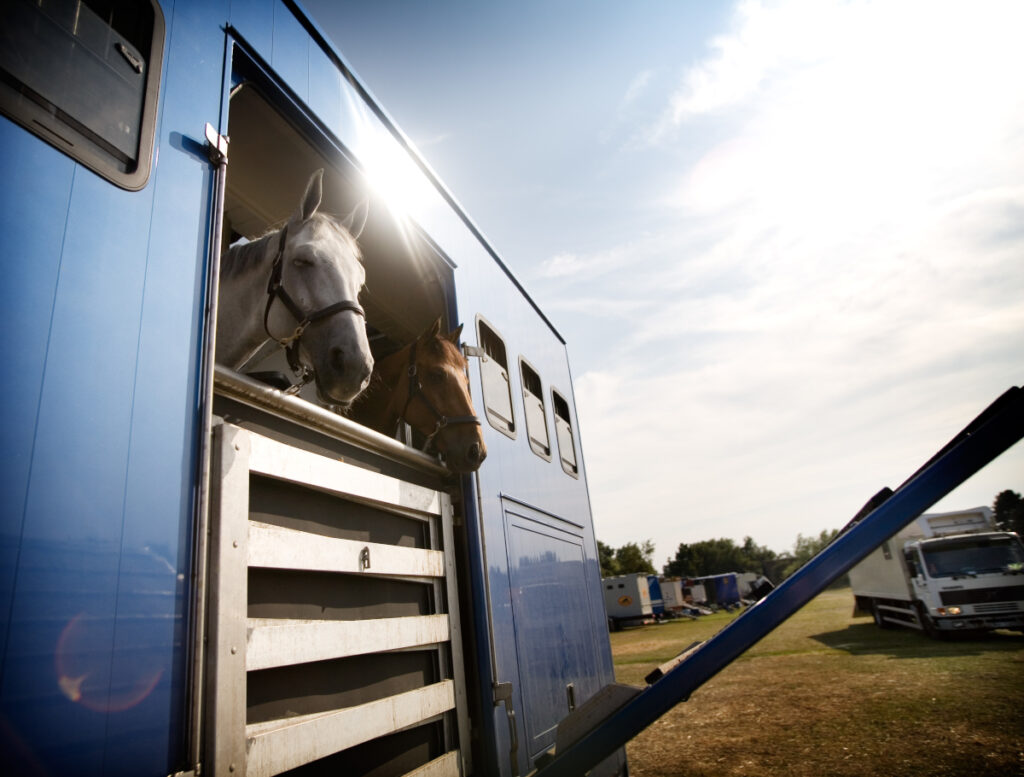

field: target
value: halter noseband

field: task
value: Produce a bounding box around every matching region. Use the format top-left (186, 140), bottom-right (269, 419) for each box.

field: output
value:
top-left (263, 223), bottom-right (366, 391)
top-left (399, 341), bottom-right (481, 442)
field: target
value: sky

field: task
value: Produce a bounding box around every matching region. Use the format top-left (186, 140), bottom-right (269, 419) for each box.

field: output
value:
top-left (302, 0), bottom-right (1024, 564)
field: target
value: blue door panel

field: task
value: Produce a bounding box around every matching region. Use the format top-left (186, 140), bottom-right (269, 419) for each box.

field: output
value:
top-left (0, 119), bottom-right (75, 664)
top-left (504, 499), bottom-right (604, 760)
top-left (2, 168), bottom-right (156, 775)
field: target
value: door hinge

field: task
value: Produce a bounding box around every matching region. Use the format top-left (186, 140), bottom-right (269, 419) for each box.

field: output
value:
top-left (204, 122), bottom-right (228, 165)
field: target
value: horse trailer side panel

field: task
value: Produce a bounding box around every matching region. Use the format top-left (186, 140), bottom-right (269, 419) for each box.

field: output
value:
top-left (229, 0), bottom-right (275, 59)
top-left (0, 0), bottom-right (229, 773)
top-left (0, 121), bottom-right (74, 654)
top-left (3, 170), bottom-right (157, 777)
top-left (272, 0), bottom-right (312, 103)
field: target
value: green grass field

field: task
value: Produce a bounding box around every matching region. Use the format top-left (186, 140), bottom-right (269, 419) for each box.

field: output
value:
top-left (612, 588), bottom-right (1024, 777)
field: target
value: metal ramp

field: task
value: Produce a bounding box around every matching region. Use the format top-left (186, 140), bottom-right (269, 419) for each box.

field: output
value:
top-left (204, 418), bottom-right (470, 776)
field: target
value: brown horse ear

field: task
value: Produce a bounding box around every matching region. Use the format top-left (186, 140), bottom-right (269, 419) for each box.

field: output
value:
top-left (421, 317), bottom-right (442, 341)
top-left (295, 169), bottom-right (324, 223)
top-left (445, 324), bottom-right (464, 344)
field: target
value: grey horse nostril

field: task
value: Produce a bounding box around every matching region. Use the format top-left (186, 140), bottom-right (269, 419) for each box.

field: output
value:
top-left (329, 346), bottom-right (347, 372)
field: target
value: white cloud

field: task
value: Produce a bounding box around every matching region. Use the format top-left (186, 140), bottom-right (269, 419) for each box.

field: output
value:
top-left (622, 69), bottom-right (655, 107)
top-left (569, 0), bottom-right (1024, 561)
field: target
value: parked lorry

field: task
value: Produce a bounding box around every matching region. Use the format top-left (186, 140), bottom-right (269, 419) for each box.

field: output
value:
top-left (850, 507), bottom-right (1024, 636)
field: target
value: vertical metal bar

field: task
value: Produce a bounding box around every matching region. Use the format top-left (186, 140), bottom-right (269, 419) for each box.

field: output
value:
top-left (441, 493), bottom-right (473, 775)
top-left (534, 386), bottom-right (1024, 777)
top-left (204, 424), bottom-right (250, 776)
top-left (187, 123), bottom-right (229, 770)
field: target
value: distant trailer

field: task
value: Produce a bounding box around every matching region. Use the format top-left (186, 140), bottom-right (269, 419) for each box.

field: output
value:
top-left (660, 578), bottom-right (685, 611)
top-left (689, 573), bottom-right (741, 608)
top-left (602, 574), bottom-right (653, 629)
top-left (683, 581), bottom-right (707, 605)
top-left (646, 575), bottom-right (666, 616)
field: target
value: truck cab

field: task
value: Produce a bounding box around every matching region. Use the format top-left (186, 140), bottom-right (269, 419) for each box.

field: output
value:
top-left (906, 531), bottom-right (1024, 633)
top-left (852, 508), bottom-right (1024, 636)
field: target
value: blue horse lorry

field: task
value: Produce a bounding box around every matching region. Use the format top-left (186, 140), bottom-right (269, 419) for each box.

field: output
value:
top-left (3, 2), bottom-right (1023, 776)
top-left (1, 0), bottom-right (620, 774)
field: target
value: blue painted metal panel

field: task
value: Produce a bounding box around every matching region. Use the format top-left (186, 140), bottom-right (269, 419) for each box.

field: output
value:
top-left (453, 259), bottom-right (617, 776)
top-left (0, 0), bottom-right (228, 772)
top-left (229, 0), bottom-right (275, 57)
top-left (504, 499), bottom-right (604, 761)
top-left (273, 1), bottom-right (310, 102)
top-left (307, 42), bottom-right (346, 142)
top-left (646, 576), bottom-right (665, 614)
top-left (4, 157), bottom-right (156, 777)
top-left (0, 119), bottom-right (74, 663)
top-left (109, 0), bottom-right (229, 769)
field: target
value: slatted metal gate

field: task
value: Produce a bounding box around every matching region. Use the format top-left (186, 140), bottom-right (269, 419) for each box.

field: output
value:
top-left (204, 417), bottom-right (470, 776)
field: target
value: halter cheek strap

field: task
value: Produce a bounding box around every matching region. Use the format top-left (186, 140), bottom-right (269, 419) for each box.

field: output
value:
top-left (399, 341), bottom-right (481, 442)
top-left (263, 224), bottom-right (366, 390)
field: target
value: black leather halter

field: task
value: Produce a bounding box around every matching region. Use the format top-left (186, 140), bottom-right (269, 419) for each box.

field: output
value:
top-left (263, 223), bottom-right (365, 389)
top-left (399, 340), bottom-right (481, 442)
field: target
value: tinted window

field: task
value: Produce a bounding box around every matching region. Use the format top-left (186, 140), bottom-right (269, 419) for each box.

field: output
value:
top-left (551, 388), bottom-right (578, 477)
top-left (519, 359), bottom-right (550, 460)
top-left (477, 318), bottom-right (515, 438)
top-left (0, 0), bottom-right (165, 190)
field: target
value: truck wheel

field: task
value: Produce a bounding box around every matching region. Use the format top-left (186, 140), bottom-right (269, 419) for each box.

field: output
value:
top-left (914, 602), bottom-right (940, 639)
top-left (872, 600), bottom-right (894, 629)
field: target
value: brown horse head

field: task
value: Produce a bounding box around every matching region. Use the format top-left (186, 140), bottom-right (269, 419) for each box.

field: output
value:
top-left (367, 319), bottom-right (487, 473)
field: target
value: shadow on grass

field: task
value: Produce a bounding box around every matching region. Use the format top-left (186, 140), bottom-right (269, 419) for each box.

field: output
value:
top-left (811, 621), bottom-right (1024, 657)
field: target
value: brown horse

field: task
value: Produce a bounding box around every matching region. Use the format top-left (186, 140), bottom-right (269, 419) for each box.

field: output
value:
top-left (353, 319), bottom-right (487, 473)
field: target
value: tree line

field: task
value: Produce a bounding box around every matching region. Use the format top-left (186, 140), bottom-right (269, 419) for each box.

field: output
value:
top-left (600, 489), bottom-right (1023, 583)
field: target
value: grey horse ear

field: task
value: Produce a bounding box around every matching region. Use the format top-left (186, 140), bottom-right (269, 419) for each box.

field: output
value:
top-left (296, 169), bottom-right (324, 223)
top-left (341, 199), bottom-right (370, 240)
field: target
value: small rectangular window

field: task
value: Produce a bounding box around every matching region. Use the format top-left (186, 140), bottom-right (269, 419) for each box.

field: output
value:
top-left (519, 358), bottom-right (551, 460)
top-left (551, 388), bottom-right (578, 478)
top-left (0, 0), bottom-right (165, 190)
top-left (881, 540), bottom-right (892, 561)
top-left (476, 318), bottom-right (515, 438)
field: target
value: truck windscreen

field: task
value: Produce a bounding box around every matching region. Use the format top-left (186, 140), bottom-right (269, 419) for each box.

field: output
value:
top-left (922, 536), bottom-right (1024, 578)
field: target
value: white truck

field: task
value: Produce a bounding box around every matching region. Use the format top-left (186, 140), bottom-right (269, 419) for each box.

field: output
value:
top-left (850, 507), bottom-right (1024, 636)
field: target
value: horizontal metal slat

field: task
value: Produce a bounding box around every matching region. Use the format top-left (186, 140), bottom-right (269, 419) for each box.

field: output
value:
top-left (245, 680), bottom-right (455, 777)
top-left (248, 521), bottom-right (445, 577)
top-left (247, 614), bottom-right (450, 670)
top-left (246, 431), bottom-right (442, 518)
top-left (402, 750), bottom-right (460, 777)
